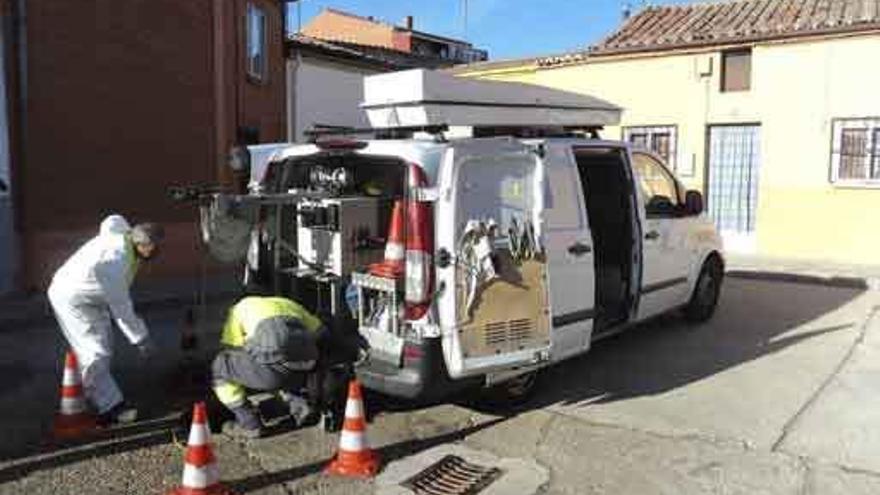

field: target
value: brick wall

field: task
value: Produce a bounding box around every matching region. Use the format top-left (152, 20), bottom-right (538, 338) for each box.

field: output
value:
top-left (18, 0), bottom-right (286, 290)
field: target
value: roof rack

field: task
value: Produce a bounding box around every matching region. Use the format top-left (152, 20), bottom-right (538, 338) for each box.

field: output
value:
top-left (305, 123), bottom-right (603, 142)
top-left (305, 124), bottom-right (449, 142)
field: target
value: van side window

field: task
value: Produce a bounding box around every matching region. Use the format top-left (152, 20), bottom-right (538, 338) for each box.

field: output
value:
top-left (632, 153), bottom-right (682, 217)
top-left (544, 155), bottom-right (585, 230)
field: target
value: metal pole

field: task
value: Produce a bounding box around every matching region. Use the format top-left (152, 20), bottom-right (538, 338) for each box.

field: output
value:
top-left (463, 0), bottom-right (468, 39)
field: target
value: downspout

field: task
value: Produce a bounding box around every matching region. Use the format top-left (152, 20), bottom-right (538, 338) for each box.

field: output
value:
top-left (7, 0), bottom-right (25, 292)
top-left (213, 0), bottom-right (229, 184)
top-left (286, 49), bottom-right (300, 142)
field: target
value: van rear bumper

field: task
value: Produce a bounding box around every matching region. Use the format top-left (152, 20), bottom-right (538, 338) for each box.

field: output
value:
top-left (356, 337), bottom-right (480, 401)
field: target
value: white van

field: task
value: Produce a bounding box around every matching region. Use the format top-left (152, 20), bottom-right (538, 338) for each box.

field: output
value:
top-left (196, 70), bottom-right (724, 402)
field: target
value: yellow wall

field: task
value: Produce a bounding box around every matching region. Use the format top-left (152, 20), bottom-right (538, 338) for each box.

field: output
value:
top-left (459, 35), bottom-right (880, 266)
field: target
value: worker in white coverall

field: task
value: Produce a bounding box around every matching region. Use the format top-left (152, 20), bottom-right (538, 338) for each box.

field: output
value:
top-left (47, 215), bottom-right (164, 426)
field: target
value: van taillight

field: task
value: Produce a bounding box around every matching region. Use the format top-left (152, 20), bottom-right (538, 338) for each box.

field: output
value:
top-left (402, 342), bottom-right (424, 363)
top-left (404, 163), bottom-right (434, 320)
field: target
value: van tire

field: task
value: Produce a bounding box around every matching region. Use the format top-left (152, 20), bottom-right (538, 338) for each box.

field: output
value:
top-left (474, 370), bottom-right (541, 412)
top-left (684, 255), bottom-right (723, 323)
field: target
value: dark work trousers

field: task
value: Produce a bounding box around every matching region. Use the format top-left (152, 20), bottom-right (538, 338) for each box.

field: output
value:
top-left (211, 348), bottom-right (307, 410)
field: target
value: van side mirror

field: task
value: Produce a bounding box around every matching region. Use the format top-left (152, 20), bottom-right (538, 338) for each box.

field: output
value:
top-left (685, 190), bottom-right (703, 215)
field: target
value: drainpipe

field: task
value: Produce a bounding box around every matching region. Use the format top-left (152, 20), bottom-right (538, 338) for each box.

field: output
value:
top-left (286, 50), bottom-right (300, 143)
top-left (7, 0), bottom-right (26, 292)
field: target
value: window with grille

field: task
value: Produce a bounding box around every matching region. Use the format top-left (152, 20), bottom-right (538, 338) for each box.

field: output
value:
top-left (246, 3), bottom-right (267, 82)
top-left (622, 125), bottom-right (679, 173)
top-left (830, 118), bottom-right (880, 185)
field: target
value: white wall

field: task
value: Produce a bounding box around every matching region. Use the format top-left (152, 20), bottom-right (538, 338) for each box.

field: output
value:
top-left (291, 56), bottom-right (381, 142)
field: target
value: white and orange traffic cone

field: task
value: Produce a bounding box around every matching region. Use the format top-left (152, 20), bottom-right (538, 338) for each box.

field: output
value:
top-left (403, 164), bottom-right (434, 320)
top-left (324, 379), bottom-right (380, 478)
top-left (369, 200), bottom-right (406, 279)
top-left (167, 402), bottom-right (237, 495)
top-left (52, 351), bottom-right (97, 440)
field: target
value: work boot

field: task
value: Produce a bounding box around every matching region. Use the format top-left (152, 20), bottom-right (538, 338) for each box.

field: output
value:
top-left (225, 404), bottom-right (263, 439)
top-left (96, 402), bottom-right (139, 427)
top-left (284, 393), bottom-right (315, 428)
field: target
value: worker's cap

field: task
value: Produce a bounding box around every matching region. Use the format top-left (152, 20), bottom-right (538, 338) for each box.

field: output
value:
top-left (130, 223), bottom-right (165, 245)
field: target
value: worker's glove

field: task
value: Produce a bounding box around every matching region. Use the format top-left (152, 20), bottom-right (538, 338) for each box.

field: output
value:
top-left (136, 339), bottom-right (157, 360)
top-left (354, 347), bottom-right (370, 367)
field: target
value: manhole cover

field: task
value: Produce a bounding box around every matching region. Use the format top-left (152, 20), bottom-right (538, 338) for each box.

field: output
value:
top-left (400, 455), bottom-right (504, 495)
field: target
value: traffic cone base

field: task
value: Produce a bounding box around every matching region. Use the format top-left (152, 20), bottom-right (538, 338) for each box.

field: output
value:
top-left (52, 413), bottom-right (97, 440)
top-left (325, 450), bottom-right (380, 478)
top-left (369, 200), bottom-right (405, 280)
top-left (166, 402), bottom-right (238, 495)
top-left (166, 485), bottom-right (237, 495)
top-left (324, 380), bottom-right (380, 478)
top-left (52, 351), bottom-right (97, 440)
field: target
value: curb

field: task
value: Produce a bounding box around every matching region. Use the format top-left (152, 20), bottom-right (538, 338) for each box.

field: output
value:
top-left (726, 269), bottom-right (872, 290)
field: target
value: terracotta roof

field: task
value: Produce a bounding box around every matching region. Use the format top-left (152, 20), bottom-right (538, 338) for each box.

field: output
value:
top-left (592, 0), bottom-right (880, 55)
top-left (287, 34), bottom-right (454, 70)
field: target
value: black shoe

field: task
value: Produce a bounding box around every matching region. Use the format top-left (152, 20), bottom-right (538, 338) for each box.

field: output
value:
top-left (96, 403), bottom-right (138, 427)
top-left (226, 404), bottom-right (264, 439)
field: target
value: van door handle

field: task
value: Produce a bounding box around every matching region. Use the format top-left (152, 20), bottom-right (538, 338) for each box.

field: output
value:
top-left (567, 242), bottom-right (592, 256)
top-left (645, 230), bottom-right (660, 240)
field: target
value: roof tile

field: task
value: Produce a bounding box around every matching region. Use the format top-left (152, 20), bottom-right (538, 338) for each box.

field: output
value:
top-left (589, 0), bottom-right (880, 54)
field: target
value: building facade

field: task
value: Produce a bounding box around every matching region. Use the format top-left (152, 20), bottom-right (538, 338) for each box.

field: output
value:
top-left (2, 0), bottom-right (288, 292)
top-left (456, 0), bottom-right (880, 266)
top-left (302, 8), bottom-right (488, 65)
top-left (286, 34), bottom-right (459, 142)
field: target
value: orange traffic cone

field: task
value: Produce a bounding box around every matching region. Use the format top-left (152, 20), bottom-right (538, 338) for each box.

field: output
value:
top-left (52, 351), bottom-right (96, 439)
top-left (324, 380), bottom-right (380, 478)
top-left (369, 200), bottom-right (405, 279)
top-left (167, 402), bottom-right (237, 495)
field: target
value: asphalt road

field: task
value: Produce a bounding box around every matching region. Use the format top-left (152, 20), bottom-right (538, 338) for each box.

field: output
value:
top-left (0, 277), bottom-right (878, 494)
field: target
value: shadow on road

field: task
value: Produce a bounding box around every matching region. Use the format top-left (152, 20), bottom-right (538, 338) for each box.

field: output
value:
top-left (515, 278), bottom-right (865, 411)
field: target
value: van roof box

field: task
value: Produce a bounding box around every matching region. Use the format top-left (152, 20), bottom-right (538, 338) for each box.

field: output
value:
top-left (361, 69), bottom-right (621, 130)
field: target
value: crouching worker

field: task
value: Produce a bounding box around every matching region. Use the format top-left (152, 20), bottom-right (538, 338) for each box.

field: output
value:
top-left (212, 295), bottom-right (324, 439)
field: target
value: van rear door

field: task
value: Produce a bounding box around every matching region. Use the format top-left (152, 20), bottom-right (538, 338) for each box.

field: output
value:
top-left (435, 138), bottom-right (551, 379)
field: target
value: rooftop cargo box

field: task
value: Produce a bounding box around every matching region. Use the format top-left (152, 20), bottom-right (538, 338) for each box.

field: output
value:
top-left (361, 69), bottom-right (621, 129)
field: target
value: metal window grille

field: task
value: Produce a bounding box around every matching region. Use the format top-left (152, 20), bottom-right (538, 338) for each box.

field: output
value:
top-left (840, 129), bottom-right (868, 180)
top-left (873, 129), bottom-right (880, 179)
top-left (830, 118), bottom-right (880, 184)
top-left (623, 126), bottom-right (678, 172)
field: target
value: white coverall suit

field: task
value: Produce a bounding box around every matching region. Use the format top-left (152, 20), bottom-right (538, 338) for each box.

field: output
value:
top-left (47, 215), bottom-right (149, 414)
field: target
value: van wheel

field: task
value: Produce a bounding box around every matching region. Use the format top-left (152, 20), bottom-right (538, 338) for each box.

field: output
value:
top-left (474, 370), bottom-right (540, 412)
top-left (684, 256), bottom-right (723, 323)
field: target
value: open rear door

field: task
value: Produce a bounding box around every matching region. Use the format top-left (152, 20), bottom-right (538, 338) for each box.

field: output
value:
top-left (435, 139), bottom-right (551, 379)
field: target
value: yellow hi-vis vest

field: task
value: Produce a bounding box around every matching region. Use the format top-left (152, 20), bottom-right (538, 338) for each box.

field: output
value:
top-left (220, 296), bottom-right (323, 349)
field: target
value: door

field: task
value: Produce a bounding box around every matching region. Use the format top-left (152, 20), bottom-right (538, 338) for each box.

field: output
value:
top-left (707, 125), bottom-right (761, 253)
top-left (631, 152), bottom-right (691, 319)
top-left (543, 144), bottom-right (595, 360)
top-left (435, 139), bottom-right (551, 379)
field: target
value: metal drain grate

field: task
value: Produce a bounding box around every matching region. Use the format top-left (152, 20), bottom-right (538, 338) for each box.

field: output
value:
top-left (400, 455), bottom-right (504, 495)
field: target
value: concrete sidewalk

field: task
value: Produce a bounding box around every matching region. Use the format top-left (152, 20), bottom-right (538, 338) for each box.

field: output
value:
top-left (0, 273), bottom-right (241, 329)
top-left (725, 254), bottom-right (880, 290)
